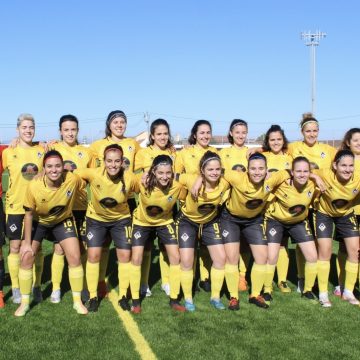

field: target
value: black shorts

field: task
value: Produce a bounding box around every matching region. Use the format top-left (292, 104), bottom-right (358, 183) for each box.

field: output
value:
top-left (0, 198), bottom-right (5, 246)
top-left (315, 211), bottom-right (358, 239)
top-left (177, 212), bottom-right (222, 248)
top-left (131, 223), bottom-right (178, 247)
top-left (33, 217), bottom-right (78, 243)
top-left (86, 217), bottom-right (132, 250)
top-left (266, 218), bottom-right (314, 244)
top-left (6, 214), bottom-right (38, 241)
top-left (220, 207), bottom-right (266, 245)
top-left (73, 210), bottom-right (86, 243)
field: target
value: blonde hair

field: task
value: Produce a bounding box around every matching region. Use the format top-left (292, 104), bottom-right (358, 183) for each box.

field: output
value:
top-left (17, 113), bottom-right (35, 127)
top-left (300, 112), bottom-right (318, 130)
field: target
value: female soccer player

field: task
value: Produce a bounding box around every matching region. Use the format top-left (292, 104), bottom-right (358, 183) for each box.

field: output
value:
top-left (2, 114), bottom-right (45, 304)
top-left (77, 144), bottom-right (138, 312)
top-left (0, 144), bottom-right (7, 308)
top-left (178, 151), bottom-right (230, 311)
top-left (130, 155), bottom-right (185, 313)
top-left (15, 150), bottom-right (87, 316)
top-left (89, 110), bottom-right (139, 297)
top-left (220, 153), bottom-right (291, 309)
top-left (175, 120), bottom-right (217, 292)
top-left (220, 119), bottom-right (250, 292)
top-left (135, 118), bottom-right (177, 297)
top-left (49, 114), bottom-right (91, 303)
top-left (264, 157), bottom-right (319, 303)
top-left (314, 149), bottom-right (360, 307)
top-left (288, 113), bottom-right (336, 293)
top-left (262, 125), bottom-right (293, 294)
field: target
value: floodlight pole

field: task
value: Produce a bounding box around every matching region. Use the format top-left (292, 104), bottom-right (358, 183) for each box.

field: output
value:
top-left (144, 112), bottom-right (150, 134)
top-left (301, 30), bottom-right (326, 115)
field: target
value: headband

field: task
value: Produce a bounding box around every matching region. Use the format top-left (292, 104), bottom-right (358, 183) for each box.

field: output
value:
top-left (231, 121), bottom-right (247, 130)
top-left (201, 156), bottom-right (220, 170)
top-left (301, 119), bottom-right (318, 129)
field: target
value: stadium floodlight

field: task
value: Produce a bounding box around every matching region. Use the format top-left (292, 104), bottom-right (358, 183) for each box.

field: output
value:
top-left (301, 30), bottom-right (327, 115)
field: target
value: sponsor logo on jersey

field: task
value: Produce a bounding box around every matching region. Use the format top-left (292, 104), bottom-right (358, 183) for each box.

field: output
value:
top-left (197, 203), bottom-right (216, 215)
top-left (146, 205), bottom-right (164, 217)
top-left (64, 160), bottom-right (77, 171)
top-left (289, 204), bottom-right (306, 216)
top-left (21, 163), bottom-right (39, 180)
top-left (332, 199), bottom-right (348, 209)
top-left (100, 197), bottom-right (118, 208)
top-left (49, 205), bottom-right (65, 216)
top-left (232, 164), bottom-right (246, 172)
top-left (245, 199), bottom-right (263, 209)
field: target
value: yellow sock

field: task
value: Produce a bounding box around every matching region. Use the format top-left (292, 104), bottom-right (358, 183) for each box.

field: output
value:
top-left (169, 264), bottom-right (181, 299)
top-left (264, 264), bottom-right (276, 293)
top-left (130, 263), bottom-right (141, 300)
top-left (180, 269), bottom-right (193, 300)
top-left (225, 263), bottom-right (239, 299)
top-left (239, 251), bottom-right (251, 277)
top-left (86, 261), bottom-right (100, 299)
top-left (19, 268), bottom-right (33, 297)
top-left (141, 250), bottom-right (151, 286)
top-left (336, 250), bottom-right (347, 288)
top-left (276, 248), bottom-right (289, 283)
top-left (317, 260), bottom-right (330, 293)
top-left (210, 267), bottom-right (225, 299)
top-left (250, 263), bottom-right (267, 297)
top-left (51, 253), bottom-right (65, 291)
top-left (304, 262), bottom-right (317, 292)
top-left (159, 252), bottom-right (170, 285)
top-left (118, 262), bottom-right (131, 298)
top-left (69, 265), bottom-right (84, 303)
top-left (199, 247), bottom-right (210, 281)
top-left (99, 247), bottom-right (109, 282)
top-left (8, 253), bottom-right (20, 288)
top-left (296, 246), bottom-right (305, 279)
top-left (344, 260), bottom-right (358, 292)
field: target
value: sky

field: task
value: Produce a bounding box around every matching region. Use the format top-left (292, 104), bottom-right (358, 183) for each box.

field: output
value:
top-left (0, 0), bottom-right (359, 143)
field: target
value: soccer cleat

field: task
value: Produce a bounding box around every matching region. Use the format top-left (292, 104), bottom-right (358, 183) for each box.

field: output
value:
top-left (97, 280), bottom-right (108, 298)
top-left (73, 302), bottom-right (88, 315)
top-left (0, 291), bottom-right (4, 308)
top-left (32, 287), bottom-right (43, 303)
top-left (342, 292), bottom-right (360, 305)
top-left (278, 281), bottom-right (291, 293)
top-left (14, 303), bottom-right (30, 317)
top-left (249, 296), bottom-right (269, 309)
top-left (87, 297), bottom-right (99, 312)
top-left (81, 289), bottom-right (90, 303)
top-left (199, 279), bottom-right (211, 292)
top-left (161, 283), bottom-right (171, 296)
top-left (118, 296), bottom-right (131, 311)
top-left (210, 298), bottom-right (226, 310)
top-left (228, 297), bottom-right (240, 311)
top-left (302, 291), bottom-right (317, 302)
top-left (131, 299), bottom-right (141, 314)
top-left (238, 275), bottom-right (248, 292)
top-left (319, 294), bottom-right (332, 308)
top-left (184, 300), bottom-right (196, 312)
top-left (296, 278), bottom-right (304, 294)
top-left (169, 299), bottom-right (186, 312)
top-left (50, 289), bottom-right (61, 304)
top-left (262, 292), bottom-right (273, 304)
top-left (140, 284), bottom-right (152, 297)
top-left (333, 286), bottom-right (342, 297)
top-left (12, 288), bottom-right (21, 304)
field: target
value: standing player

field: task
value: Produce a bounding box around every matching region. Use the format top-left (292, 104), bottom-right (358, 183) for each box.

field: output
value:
top-left (15, 150), bottom-right (87, 316)
top-left (0, 144), bottom-right (7, 308)
top-left (2, 114), bottom-right (45, 304)
top-left (49, 114), bottom-right (91, 303)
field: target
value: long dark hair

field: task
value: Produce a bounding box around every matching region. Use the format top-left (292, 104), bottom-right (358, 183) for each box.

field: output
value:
top-left (227, 119), bottom-right (248, 144)
top-left (340, 128), bottom-right (360, 151)
top-left (146, 155), bottom-right (173, 194)
top-left (262, 124), bottom-right (289, 152)
top-left (103, 144), bottom-right (126, 193)
top-left (188, 120), bottom-right (212, 145)
top-left (199, 151), bottom-right (221, 198)
top-left (105, 110), bottom-right (127, 138)
top-left (148, 118), bottom-right (174, 149)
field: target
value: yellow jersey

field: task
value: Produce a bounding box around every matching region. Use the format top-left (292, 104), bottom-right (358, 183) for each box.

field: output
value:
top-left (2, 145), bottom-right (44, 214)
top-left (354, 158), bottom-right (360, 215)
top-left (220, 146), bottom-right (248, 173)
top-left (263, 151), bottom-right (292, 172)
top-left (225, 170), bottom-right (290, 218)
top-left (179, 174), bottom-right (229, 224)
top-left (288, 141), bottom-right (336, 170)
top-left (134, 146), bottom-right (176, 172)
top-left (23, 172), bottom-right (81, 226)
top-left (76, 168), bottom-right (138, 222)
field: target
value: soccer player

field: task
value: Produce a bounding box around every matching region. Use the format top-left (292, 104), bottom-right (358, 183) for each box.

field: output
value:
top-left (129, 155), bottom-right (185, 313)
top-left (49, 114), bottom-right (91, 303)
top-left (262, 125), bottom-right (293, 294)
top-left (264, 157), bottom-right (319, 303)
top-left (2, 114), bottom-right (45, 304)
top-left (219, 119), bottom-right (250, 293)
top-left (0, 143), bottom-right (7, 308)
top-left (175, 120), bottom-right (217, 292)
top-left (76, 144), bottom-right (138, 312)
top-left (178, 151), bottom-right (231, 311)
top-left (15, 150), bottom-right (87, 316)
top-left (313, 149), bottom-right (360, 307)
top-left (134, 118), bottom-right (177, 297)
top-left (220, 153), bottom-right (291, 309)
top-left (89, 110), bottom-right (139, 297)
top-left (288, 113), bottom-right (337, 293)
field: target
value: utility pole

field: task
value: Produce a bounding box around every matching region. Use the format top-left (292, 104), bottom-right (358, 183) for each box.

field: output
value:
top-left (144, 112), bottom-right (150, 134)
top-left (301, 30), bottom-right (327, 115)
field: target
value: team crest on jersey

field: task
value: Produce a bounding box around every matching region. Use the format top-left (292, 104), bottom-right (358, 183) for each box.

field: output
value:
top-left (96, 184), bottom-right (101, 189)
top-left (307, 191), bottom-right (312, 198)
top-left (37, 152), bottom-right (43, 158)
top-left (128, 146), bottom-right (133, 151)
top-left (353, 189), bottom-right (358, 194)
top-left (77, 152), bottom-right (83, 158)
top-left (265, 185), bottom-right (271, 192)
top-left (66, 190), bottom-right (73, 198)
top-left (41, 198), bottom-right (46, 202)
top-left (167, 196), bottom-right (173, 202)
top-left (320, 152), bottom-right (325, 158)
top-left (21, 163), bottom-right (39, 180)
top-left (232, 164), bottom-right (246, 172)
top-left (285, 162), bottom-right (290, 168)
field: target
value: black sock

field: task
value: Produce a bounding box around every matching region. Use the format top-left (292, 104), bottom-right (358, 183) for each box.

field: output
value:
top-left (0, 259), bottom-right (4, 291)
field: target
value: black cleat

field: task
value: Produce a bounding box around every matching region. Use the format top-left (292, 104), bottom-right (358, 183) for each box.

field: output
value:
top-left (302, 291), bottom-right (317, 302)
top-left (87, 297), bottom-right (99, 312)
top-left (199, 279), bottom-right (211, 292)
top-left (262, 292), bottom-right (273, 304)
top-left (249, 296), bottom-right (269, 309)
top-left (118, 296), bottom-right (131, 311)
